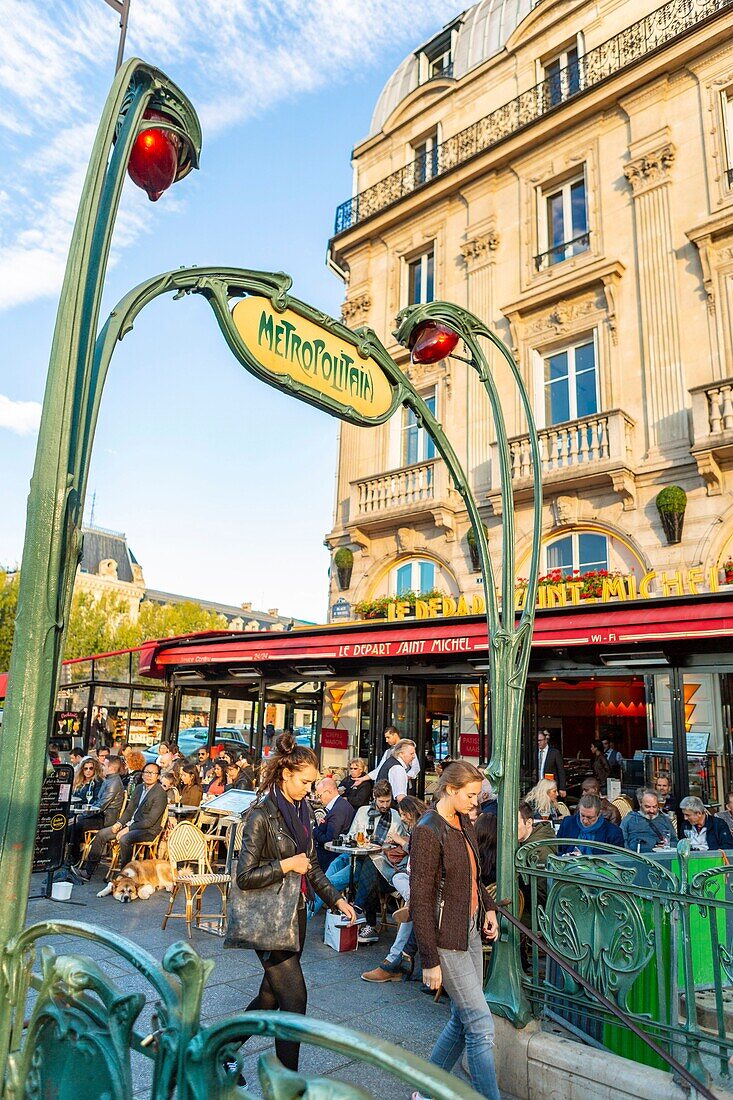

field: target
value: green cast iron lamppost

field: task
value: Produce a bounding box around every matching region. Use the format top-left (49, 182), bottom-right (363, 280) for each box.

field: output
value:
top-left (0, 55), bottom-right (541, 1096)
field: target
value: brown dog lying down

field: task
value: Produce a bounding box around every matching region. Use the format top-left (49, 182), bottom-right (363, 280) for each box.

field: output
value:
top-left (97, 859), bottom-right (175, 902)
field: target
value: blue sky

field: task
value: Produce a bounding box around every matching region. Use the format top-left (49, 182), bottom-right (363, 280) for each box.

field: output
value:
top-left (0, 0), bottom-right (462, 623)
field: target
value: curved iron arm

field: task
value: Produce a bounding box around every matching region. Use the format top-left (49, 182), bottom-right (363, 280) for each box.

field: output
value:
top-left (394, 301), bottom-right (543, 1023)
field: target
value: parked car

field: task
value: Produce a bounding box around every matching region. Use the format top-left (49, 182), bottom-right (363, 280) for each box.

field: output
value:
top-left (143, 726), bottom-right (251, 763)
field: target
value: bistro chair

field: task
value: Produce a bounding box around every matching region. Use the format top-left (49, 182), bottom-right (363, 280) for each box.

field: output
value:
top-left (80, 791), bottom-right (128, 863)
top-left (555, 801), bottom-right (571, 818)
top-left (612, 796), bottom-right (633, 819)
top-left (105, 805), bottom-right (168, 880)
top-left (162, 821), bottom-right (231, 938)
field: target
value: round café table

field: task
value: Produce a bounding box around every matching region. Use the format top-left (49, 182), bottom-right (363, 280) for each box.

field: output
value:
top-left (324, 841), bottom-right (385, 901)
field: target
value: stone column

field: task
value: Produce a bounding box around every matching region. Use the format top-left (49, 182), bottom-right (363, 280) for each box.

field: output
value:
top-left (461, 228), bottom-right (500, 491)
top-left (623, 140), bottom-right (688, 453)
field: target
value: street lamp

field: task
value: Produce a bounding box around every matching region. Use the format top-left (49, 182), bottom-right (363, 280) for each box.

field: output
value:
top-left (396, 306), bottom-right (543, 1024)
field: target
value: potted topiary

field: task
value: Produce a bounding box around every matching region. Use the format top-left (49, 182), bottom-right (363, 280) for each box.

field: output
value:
top-left (655, 485), bottom-right (687, 545)
top-left (466, 523), bottom-right (489, 572)
top-left (334, 547), bottom-right (354, 590)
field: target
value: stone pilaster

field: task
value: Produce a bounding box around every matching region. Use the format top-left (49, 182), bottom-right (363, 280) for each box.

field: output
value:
top-left (623, 140), bottom-right (688, 452)
top-left (461, 227), bottom-right (500, 490)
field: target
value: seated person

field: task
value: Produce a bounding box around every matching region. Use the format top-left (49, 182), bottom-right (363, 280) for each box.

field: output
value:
top-left (313, 777), bottom-right (355, 870)
top-left (580, 776), bottom-right (622, 826)
top-left (524, 778), bottom-right (566, 822)
top-left (557, 793), bottom-right (624, 854)
top-left (681, 796), bottom-right (733, 850)
top-left (179, 762), bottom-right (203, 806)
top-left (654, 774), bottom-right (680, 833)
top-left (224, 760), bottom-right (254, 792)
top-left (339, 758), bottom-right (373, 810)
top-left (202, 760), bottom-right (227, 799)
top-left (72, 756), bottom-right (103, 806)
top-left (66, 755), bottom-right (125, 865)
top-left (73, 763), bottom-right (167, 881)
top-left (160, 769), bottom-right (180, 802)
top-left (122, 749), bottom-right (146, 794)
top-left (620, 788), bottom-right (676, 853)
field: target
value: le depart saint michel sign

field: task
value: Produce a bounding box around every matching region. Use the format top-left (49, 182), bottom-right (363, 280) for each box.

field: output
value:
top-left (231, 295), bottom-right (395, 423)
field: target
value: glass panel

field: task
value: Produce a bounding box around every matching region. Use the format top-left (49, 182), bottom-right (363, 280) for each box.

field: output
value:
top-left (566, 46), bottom-right (580, 95)
top-left (177, 691), bottom-right (213, 752)
top-left (574, 341), bottom-right (597, 417)
top-left (546, 536), bottom-right (573, 577)
top-left (545, 351), bottom-right (569, 425)
top-left (545, 58), bottom-right (562, 106)
top-left (578, 533), bottom-right (608, 573)
top-left (419, 561), bottom-right (436, 592)
top-left (215, 691), bottom-right (257, 757)
top-left (89, 687), bottom-right (131, 748)
top-left (390, 683), bottom-right (419, 743)
top-left (396, 564), bottom-right (412, 595)
top-left (424, 392), bottom-right (437, 459)
top-left (414, 142), bottom-right (427, 185)
top-left (570, 179), bottom-right (587, 236)
top-left (66, 660), bottom-right (93, 685)
top-left (408, 258), bottom-right (420, 304)
top-left (129, 688), bottom-right (167, 746)
top-left (94, 652), bottom-right (132, 683)
top-left (546, 190), bottom-right (564, 255)
top-left (425, 250), bottom-right (434, 302)
top-left (53, 684), bottom-right (91, 750)
top-left (403, 407), bottom-right (419, 465)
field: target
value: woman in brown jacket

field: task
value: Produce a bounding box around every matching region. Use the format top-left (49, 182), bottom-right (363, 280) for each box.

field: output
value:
top-left (410, 760), bottom-right (501, 1100)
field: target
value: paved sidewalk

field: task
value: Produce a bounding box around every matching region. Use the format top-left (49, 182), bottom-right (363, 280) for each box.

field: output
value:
top-left (25, 873), bottom-right (465, 1098)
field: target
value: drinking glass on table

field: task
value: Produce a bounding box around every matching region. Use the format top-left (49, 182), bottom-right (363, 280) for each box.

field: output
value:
top-left (356, 830), bottom-right (366, 846)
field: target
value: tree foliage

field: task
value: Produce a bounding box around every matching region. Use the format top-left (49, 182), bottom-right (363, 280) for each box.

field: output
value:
top-left (0, 571), bottom-right (230, 670)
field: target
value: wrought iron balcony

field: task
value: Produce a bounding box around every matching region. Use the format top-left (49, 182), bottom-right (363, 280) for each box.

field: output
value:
top-left (349, 458), bottom-right (455, 527)
top-left (333, 0), bottom-right (733, 235)
top-left (535, 232), bottom-right (591, 270)
top-left (488, 409), bottom-right (637, 510)
top-left (690, 376), bottom-right (733, 493)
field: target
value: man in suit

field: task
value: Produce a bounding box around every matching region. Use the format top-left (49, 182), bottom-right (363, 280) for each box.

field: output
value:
top-left (313, 776), bottom-right (355, 870)
top-left (536, 729), bottom-right (566, 798)
top-left (73, 762), bottom-right (167, 881)
top-left (66, 755), bottom-right (125, 865)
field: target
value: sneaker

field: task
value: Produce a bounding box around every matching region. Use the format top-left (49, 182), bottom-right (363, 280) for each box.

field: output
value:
top-left (222, 1058), bottom-right (247, 1088)
top-left (357, 923), bottom-right (379, 945)
top-left (70, 863), bottom-right (90, 882)
top-left (361, 964), bottom-right (402, 983)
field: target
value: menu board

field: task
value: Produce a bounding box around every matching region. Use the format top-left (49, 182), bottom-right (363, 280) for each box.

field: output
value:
top-left (33, 763), bottom-right (74, 873)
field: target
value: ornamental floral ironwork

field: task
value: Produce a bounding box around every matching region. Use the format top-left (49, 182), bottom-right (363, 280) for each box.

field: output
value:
top-left (333, 0), bottom-right (733, 234)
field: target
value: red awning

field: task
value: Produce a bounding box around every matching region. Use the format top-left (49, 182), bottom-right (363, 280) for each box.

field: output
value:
top-left (145, 595), bottom-right (733, 673)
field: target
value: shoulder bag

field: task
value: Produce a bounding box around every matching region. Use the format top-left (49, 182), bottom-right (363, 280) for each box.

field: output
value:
top-left (224, 871), bottom-right (302, 951)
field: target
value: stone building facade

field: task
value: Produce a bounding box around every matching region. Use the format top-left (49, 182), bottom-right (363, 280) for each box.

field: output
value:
top-left (325, 0), bottom-right (733, 614)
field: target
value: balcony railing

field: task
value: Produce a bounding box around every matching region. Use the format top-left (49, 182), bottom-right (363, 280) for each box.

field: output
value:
top-left (354, 460), bottom-right (436, 516)
top-left (492, 409), bottom-right (634, 489)
top-left (333, 0), bottom-right (733, 235)
top-left (534, 232), bottom-right (591, 270)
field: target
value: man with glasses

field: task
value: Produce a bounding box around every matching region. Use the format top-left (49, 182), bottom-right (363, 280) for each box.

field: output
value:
top-left (73, 763), bottom-right (167, 882)
top-left (66, 756), bottom-right (126, 867)
top-left (195, 746), bottom-right (213, 780)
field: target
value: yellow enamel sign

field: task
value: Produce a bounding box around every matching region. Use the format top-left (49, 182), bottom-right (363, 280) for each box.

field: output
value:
top-left (231, 297), bottom-right (394, 420)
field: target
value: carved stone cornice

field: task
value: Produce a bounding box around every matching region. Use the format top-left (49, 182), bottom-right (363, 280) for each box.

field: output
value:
top-left (623, 143), bottom-right (676, 196)
top-left (460, 229), bottom-right (500, 270)
top-left (340, 292), bottom-right (371, 325)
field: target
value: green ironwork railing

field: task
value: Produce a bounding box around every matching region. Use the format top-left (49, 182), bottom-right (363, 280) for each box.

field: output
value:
top-left (333, 0), bottom-right (733, 235)
top-left (516, 836), bottom-right (733, 1091)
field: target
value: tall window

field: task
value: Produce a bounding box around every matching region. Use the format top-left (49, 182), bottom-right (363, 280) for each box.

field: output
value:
top-left (407, 248), bottom-right (435, 305)
top-left (402, 388), bottom-right (436, 465)
top-left (394, 559), bottom-right (437, 595)
top-left (544, 45), bottom-right (581, 107)
top-left (543, 337), bottom-right (597, 426)
top-left (537, 175), bottom-right (588, 269)
top-left (546, 532), bottom-right (608, 577)
top-left (413, 132), bottom-right (439, 185)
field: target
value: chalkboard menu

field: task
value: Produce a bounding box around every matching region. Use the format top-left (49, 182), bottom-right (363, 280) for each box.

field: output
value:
top-left (33, 763), bottom-right (74, 873)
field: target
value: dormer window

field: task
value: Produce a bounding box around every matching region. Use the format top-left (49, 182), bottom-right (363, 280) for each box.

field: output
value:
top-left (418, 23), bottom-right (459, 84)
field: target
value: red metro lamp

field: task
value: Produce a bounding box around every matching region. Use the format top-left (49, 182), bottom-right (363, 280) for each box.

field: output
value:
top-left (409, 319), bottom-right (460, 364)
top-left (127, 108), bottom-right (198, 201)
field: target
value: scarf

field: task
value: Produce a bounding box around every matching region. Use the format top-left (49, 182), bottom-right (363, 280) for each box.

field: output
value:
top-left (275, 787), bottom-right (313, 900)
top-left (575, 814), bottom-right (606, 855)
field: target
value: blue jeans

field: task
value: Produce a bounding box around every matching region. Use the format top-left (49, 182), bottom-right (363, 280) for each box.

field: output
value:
top-left (310, 854), bottom-right (352, 917)
top-left (430, 918), bottom-right (501, 1100)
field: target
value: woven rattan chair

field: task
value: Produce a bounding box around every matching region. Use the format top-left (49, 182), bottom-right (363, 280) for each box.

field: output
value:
top-left (612, 796), bottom-right (633, 820)
top-left (162, 821), bottom-right (231, 938)
top-left (556, 801), bottom-right (571, 818)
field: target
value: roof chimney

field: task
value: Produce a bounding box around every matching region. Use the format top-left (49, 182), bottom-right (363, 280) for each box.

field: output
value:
top-left (268, 608), bottom-right (279, 617)
top-left (241, 601), bottom-right (252, 611)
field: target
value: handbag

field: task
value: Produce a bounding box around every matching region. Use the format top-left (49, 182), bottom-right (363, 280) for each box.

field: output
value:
top-left (224, 871), bottom-right (303, 952)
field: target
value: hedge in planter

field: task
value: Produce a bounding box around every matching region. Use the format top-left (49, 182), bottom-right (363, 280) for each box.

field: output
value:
top-left (334, 547), bottom-right (354, 590)
top-left (656, 485), bottom-right (687, 545)
top-left (466, 524), bottom-right (489, 572)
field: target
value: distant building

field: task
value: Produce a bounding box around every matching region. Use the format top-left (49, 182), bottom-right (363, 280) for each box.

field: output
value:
top-left (76, 525), bottom-right (306, 631)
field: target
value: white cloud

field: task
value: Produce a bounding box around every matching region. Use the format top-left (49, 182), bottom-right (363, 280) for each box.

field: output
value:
top-left (0, 0), bottom-right (461, 312)
top-left (0, 395), bottom-right (42, 435)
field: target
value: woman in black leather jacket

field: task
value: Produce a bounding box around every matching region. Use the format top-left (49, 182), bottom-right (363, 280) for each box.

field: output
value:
top-left (235, 732), bottom-right (356, 1074)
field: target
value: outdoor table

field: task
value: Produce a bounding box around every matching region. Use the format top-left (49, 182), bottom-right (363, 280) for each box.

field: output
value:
top-left (324, 841), bottom-right (385, 901)
top-left (168, 804), bottom-right (199, 819)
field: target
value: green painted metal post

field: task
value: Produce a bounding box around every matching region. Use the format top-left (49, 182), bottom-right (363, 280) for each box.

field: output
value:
top-left (394, 302), bottom-right (543, 1024)
top-left (0, 60), bottom-right (201, 1081)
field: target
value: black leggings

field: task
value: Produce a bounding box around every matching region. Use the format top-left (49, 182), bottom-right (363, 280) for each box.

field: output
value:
top-left (243, 904), bottom-right (308, 1071)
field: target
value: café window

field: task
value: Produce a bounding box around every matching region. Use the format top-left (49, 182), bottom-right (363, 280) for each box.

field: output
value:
top-left (536, 173), bottom-right (589, 269)
top-left (545, 532), bottom-right (608, 577)
top-left (402, 387), bottom-right (436, 465)
top-left (542, 336), bottom-right (598, 427)
top-left (406, 247), bottom-right (435, 305)
top-left (542, 42), bottom-right (581, 107)
top-left (392, 559), bottom-right (437, 596)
